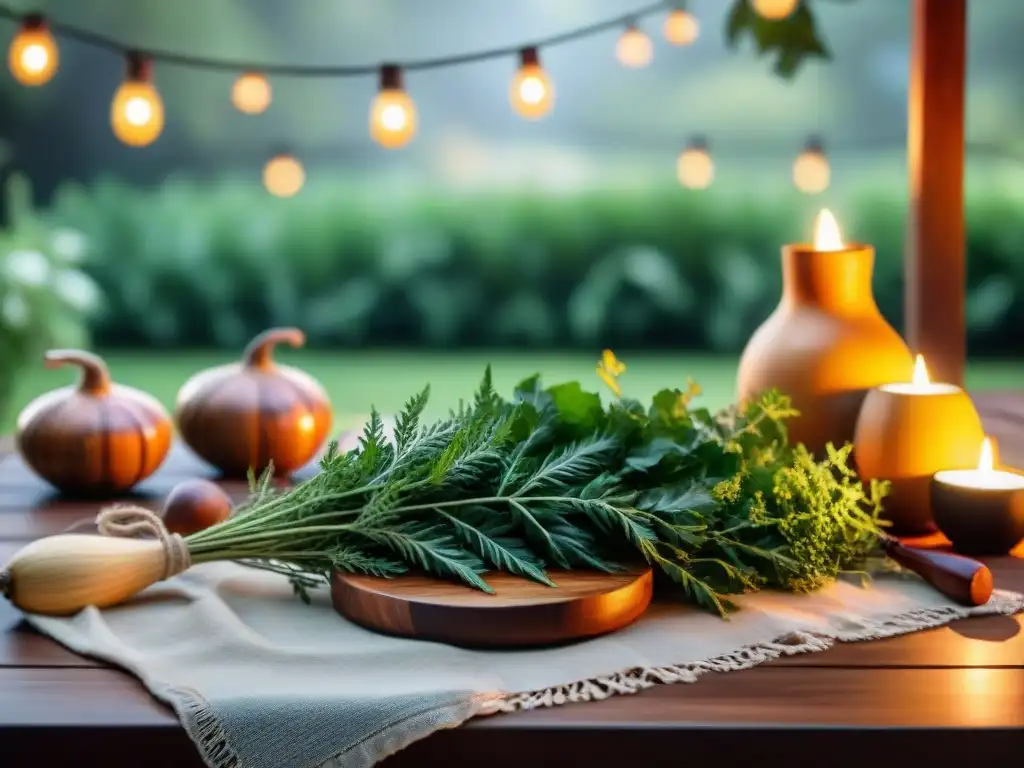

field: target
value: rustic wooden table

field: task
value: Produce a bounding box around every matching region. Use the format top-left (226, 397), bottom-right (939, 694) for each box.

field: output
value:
top-left (3, 394), bottom-right (1024, 767)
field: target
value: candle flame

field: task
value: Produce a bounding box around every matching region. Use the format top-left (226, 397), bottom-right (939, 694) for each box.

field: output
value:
top-left (978, 437), bottom-right (994, 473)
top-left (911, 354), bottom-right (930, 387)
top-left (813, 208), bottom-right (844, 251)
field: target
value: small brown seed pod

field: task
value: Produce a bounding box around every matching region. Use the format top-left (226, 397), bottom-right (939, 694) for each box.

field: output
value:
top-left (160, 479), bottom-right (234, 537)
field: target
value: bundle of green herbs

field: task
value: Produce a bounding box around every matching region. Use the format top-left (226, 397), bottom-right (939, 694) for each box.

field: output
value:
top-left (185, 353), bottom-right (890, 616)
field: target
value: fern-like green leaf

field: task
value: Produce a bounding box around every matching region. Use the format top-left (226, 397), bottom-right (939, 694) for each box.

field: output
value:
top-left (394, 386), bottom-right (430, 454)
top-left (439, 508), bottom-right (555, 586)
top-left (359, 525), bottom-right (493, 593)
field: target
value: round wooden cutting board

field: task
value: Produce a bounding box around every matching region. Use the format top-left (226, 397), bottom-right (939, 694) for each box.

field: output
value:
top-left (331, 567), bottom-right (654, 649)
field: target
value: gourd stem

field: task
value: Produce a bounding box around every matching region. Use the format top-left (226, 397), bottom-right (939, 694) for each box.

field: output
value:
top-left (44, 349), bottom-right (112, 394)
top-left (242, 327), bottom-right (306, 369)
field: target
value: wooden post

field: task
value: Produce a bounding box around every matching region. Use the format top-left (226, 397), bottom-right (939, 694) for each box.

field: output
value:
top-left (905, 0), bottom-right (968, 386)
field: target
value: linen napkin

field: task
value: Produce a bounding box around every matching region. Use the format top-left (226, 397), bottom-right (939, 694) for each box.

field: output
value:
top-left (26, 561), bottom-right (1024, 768)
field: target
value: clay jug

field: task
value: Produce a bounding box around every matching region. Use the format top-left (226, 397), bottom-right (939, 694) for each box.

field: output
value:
top-left (737, 221), bottom-right (913, 457)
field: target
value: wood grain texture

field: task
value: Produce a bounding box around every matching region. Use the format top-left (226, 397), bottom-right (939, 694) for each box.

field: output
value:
top-left (1, 533), bottom-right (1022, 668)
top-left (332, 568), bottom-right (654, 648)
top-left (0, 442), bottom-right (302, 540)
top-left (2, 667), bottom-right (1024, 768)
top-left (2, 391), bottom-right (1024, 767)
top-left (905, 0), bottom-right (968, 387)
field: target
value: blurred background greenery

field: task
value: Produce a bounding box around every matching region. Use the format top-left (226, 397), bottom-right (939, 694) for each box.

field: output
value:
top-left (1, 0), bottom-right (1023, 430)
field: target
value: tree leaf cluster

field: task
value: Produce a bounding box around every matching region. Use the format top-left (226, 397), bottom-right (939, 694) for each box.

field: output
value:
top-left (726, 0), bottom-right (832, 78)
top-left (187, 362), bottom-right (888, 617)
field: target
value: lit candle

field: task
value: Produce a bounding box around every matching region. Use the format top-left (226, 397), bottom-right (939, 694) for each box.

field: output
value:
top-left (931, 437), bottom-right (1024, 556)
top-left (853, 353), bottom-right (986, 534)
top-left (878, 354), bottom-right (960, 396)
top-left (813, 208), bottom-right (844, 251)
top-left (934, 437), bottom-right (1024, 491)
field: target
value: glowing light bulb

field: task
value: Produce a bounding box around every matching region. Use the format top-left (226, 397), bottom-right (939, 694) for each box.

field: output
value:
top-left (664, 9), bottom-right (700, 46)
top-left (616, 25), bottom-right (653, 69)
top-left (8, 14), bottom-right (58, 86)
top-left (676, 137), bottom-right (713, 189)
top-left (232, 71), bottom-right (272, 115)
top-left (752, 0), bottom-right (800, 20)
top-left (793, 136), bottom-right (830, 194)
top-left (370, 64), bottom-right (417, 149)
top-left (812, 208), bottom-right (843, 250)
top-left (510, 47), bottom-right (554, 120)
top-left (110, 53), bottom-right (164, 147)
top-left (263, 152), bottom-right (305, 198)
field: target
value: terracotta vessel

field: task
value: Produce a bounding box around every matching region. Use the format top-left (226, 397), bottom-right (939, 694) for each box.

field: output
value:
top-left (15, 349), bottom-right (172, 495)
top-left (174, 327), bottom-right (332, 478)
top-left (854, 375), bottom-right (985, 535)
top-left (737, 236), bottom-right (913, 457)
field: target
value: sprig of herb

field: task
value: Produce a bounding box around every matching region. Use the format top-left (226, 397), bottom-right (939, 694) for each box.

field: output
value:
top-left (185, 354), bottom-right (889, 617)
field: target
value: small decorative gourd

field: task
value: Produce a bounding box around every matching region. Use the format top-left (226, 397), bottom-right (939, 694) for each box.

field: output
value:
top-left (174, 327), bottom-right (332, 478)
top-left (160, 479), bottom-right (234, 537)
top-left (16, 349), bottom-right (173, 495)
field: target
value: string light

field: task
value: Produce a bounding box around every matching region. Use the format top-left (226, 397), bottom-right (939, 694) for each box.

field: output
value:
top-left (0, 2), bottom-right (853, 193)
top-left (615, 24), bottom-right (653, 68)
top-left (663, 8), bottom-right (700, 46)
top-left (792, 136), bottom-right (830, 194)
top-left (232, 71), bottom-right (272, 114)
top-left (7, 13), bottom-right (57, 86)
top-left (370, 64), bottom-right (417, 149)
top-left (110, 52), bottom-right (164, 147)
top-left (263, 151), bottom-right (305, 197)
top-left (752, 0), bottom-right (800, 21)
top-left (676, 136), bottom-right (713, 189)
top-left (509, 47), bottom-right (554, 120)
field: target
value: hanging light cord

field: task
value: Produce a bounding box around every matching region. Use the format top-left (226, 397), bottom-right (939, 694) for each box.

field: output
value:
top-left (0, 1), bottom-right (671, 76)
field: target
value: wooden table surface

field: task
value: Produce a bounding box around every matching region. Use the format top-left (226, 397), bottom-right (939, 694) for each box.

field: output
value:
top-left (3, 395), bottom-right (1024, 767)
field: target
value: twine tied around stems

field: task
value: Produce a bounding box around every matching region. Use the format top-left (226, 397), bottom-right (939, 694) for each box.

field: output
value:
top-left (96, 505), bottom-right (192, 579)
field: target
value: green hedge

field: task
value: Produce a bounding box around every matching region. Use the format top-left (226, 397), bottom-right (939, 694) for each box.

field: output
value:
top-left (43, 176), bottom-right (1024, 355)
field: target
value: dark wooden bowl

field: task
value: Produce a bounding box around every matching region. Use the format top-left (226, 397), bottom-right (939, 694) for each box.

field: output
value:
top-left (931, 478), bottom-right (1024, 556)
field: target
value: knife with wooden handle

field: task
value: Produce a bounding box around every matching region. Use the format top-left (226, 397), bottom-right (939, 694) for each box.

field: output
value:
top-left (880, 535), bottom-right (993, 606)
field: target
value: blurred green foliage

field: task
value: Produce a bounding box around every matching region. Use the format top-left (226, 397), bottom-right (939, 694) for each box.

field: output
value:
top-left (0, 174), bottom-right (103, 418)
top-left (39, 175), bottom-right (1024, 357)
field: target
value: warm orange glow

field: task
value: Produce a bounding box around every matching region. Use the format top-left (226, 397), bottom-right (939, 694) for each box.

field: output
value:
top-left (298, 413), bottom-right (316, 433)
top-left (933, 435), bottom-right (1024, 490)
top-left (8, 18), bottom-right (58, 86)
top-left (977, 437), bottom-right (994, 473)
top-left (232, 72), bottom-right (272, 114)
top-left (752, 0), bottom-right (799, 20)
top-left (676, 144), bottom-right (713, 189)
top-left (616, 26), bottom-right (653, 68)
top-left (111, 81), bottom-right (164, 147)
top-left (812, 209), bottom-right (843, 250)
top-left (793, 147), bottom-right (830, 194)
top-left (263, 154), bottom-right (305, 198)
top-left (370, 89), bottom-right (418, 149)
top-left (510, 64), bottom-right (554, 119)
top-left (663, 9), bottom-right (700, 46)
top-left (912, 354), bottom-right (930, 388)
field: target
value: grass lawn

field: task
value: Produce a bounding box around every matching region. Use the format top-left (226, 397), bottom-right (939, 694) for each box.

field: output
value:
top-left (4, 350), bottom-right (1023, 434)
